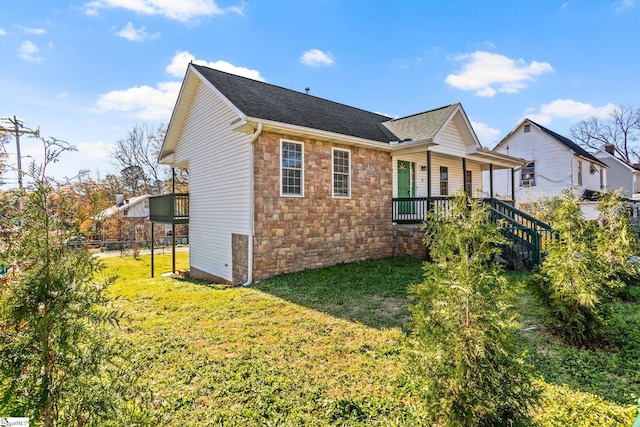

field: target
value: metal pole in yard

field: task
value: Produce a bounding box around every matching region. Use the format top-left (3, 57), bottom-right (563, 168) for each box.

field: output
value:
top-left (151, 222), bottom-right (155, 278)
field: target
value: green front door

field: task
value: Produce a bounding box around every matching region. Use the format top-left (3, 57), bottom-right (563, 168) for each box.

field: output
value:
top-left (397, 160), bottom-right (415, 214)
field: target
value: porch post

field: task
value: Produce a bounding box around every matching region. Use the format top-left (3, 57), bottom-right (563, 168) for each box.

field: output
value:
top-left (151, 222), bottom-right (154, 278)
top-left (462, 158), bottom-right (467, 195)
top-left (489, 164), bottom-right (494, 198)
top-left (427, 151), bottom-right (432, 211)
top-left (511, 168), bottom-right (516, 202)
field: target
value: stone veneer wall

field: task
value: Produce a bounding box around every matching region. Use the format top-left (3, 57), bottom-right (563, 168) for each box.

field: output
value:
top-left (252, 131), bottom-right (394, 281)
top-left (392, 224), bottom-right (427, 259)
top-left (232, 233), bottom-right (249, 284)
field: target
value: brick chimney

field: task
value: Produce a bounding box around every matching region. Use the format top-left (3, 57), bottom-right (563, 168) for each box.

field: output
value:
top-left (604, 143), bottom-right (615, 155)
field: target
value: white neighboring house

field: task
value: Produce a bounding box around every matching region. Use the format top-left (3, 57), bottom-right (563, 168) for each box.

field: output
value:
top-left (487, 119), bottom-right (608, 219)
top-left (594, 146), bottom-right (640, 199)
top-left (93, 194), bottom-right (151, 241)
top-left (96, 194), bottom-right (150, 221)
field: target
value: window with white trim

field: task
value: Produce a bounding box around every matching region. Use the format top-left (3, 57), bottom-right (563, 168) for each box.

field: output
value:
top-left (440, 166), bottom-right (448, 196)
top-left (332, 148), bottom-right (350, 198)
top-left (281, 140), bottom-right (304, 196)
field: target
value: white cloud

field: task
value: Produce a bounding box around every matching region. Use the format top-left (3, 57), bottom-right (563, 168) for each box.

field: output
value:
top-left (96, 81), bottom-right (182, 119)
top-left (76, 141), bottom-right (115, 160)
top-left (116, 22), bottom-right (160, 41)
top-left (524, 99), bottom-right (616, 125)
top-left (97, 51), bottom-right (264, 120)
top-left (0, 28), bottom-right (6, 36)
top-left (85, 0), bottom-right (243, 22)
top-left (614, 0), bottom-right (634, 12)
top-left (19, 41), bottom-right (44, 63)
top-left (445, 51), bottom-right (553, 97)
top-left (471, 121), bottom-right (501, 147)
top-left (21, 27), bottom-right (47, 35)
top-left (300, 49), bottom-right (335, 67)
top-left (166, 50), bottom-right (265, 81)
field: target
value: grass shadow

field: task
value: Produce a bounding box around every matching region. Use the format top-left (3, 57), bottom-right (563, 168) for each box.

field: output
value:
top-left (252, 256), bottom-right (424, 329)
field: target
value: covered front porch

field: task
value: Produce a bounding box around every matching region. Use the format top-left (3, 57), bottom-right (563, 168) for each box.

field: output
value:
top-left (390, 146), bottom-right (522, 224)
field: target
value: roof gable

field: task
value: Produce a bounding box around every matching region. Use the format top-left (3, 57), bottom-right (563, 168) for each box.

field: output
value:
top-left (96, 194), bottom-right (150, 220)
top-left (494, 119), bottom-right (607, 167)
top-left (381, 104), bottom-right (459, 142)
top-left (595, 149), bottom-right (640, 172)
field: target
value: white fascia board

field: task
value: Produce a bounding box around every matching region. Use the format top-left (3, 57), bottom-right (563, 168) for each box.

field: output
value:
top-left (159, 67), bottom-right (195, 161)
top-left (244, 117), bottom-right (393, 151)
top-left (390, 139), bottom-right (438, 156)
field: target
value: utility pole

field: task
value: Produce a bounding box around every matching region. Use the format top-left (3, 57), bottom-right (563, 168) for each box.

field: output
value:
top-left (0, 116), bottom-right (39, 190)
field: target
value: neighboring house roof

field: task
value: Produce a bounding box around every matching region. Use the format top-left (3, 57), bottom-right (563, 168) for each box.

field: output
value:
top-left (582, 189), bottom-right (638, 203)
top-left (95, 194), bottom-right (150, 221)
top-left (495, 119), bottom-right (607, 168)
top-left (192, 64), bottom-right (397, 143)
top-left (595, 149), bottom-right (640, 172)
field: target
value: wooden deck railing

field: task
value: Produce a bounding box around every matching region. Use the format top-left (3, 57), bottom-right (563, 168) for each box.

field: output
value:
top-left (149, 193), bottom-right (189, 224)
top-left (391, 196), bottom-right (555, 267)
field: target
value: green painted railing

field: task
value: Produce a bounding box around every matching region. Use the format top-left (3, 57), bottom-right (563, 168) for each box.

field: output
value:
top-left (485, 198), bottom-right (556, 267)
top-left (149, 193), bottom-right (189, 224)
top-left (391, 196), bottom-right (555, 268)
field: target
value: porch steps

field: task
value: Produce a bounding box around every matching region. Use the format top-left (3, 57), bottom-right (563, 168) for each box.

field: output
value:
top-left (484, 198), bottom-right (555, 268)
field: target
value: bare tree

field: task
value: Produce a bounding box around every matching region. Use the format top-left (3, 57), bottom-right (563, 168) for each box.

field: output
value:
top-left (111, 124), bottom-right (165, 195)
top-left (571, 105), bottom-right (640, 165)
top-left (111, 124), bottom-right (188, 195)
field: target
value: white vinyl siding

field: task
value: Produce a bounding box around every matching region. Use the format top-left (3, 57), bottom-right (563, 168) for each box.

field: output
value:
top-left (173, 79), bottom-right (252, 282)
top-left (490, 124), bottom-right (575, 202)
top-left (595, 151), bottom-right (635, 196)
top-left (576, 157), bottom-right (603, 193)
top-left (332, 147), bottom-right (350, 198)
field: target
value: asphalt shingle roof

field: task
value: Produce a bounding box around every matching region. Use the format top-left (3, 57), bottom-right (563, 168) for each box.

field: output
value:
top-left (192, 64), bottom-right (398, 143)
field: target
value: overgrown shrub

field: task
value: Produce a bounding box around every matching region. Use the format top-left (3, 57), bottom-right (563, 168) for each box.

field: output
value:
top-left (531, 190), bottom-right (628, 345)
top-left (405, 191), bottom-right (539, 426)
top-left (594, 191), bottom-right (640, 299)
top-left (0, 136), bottom-right (145, 425)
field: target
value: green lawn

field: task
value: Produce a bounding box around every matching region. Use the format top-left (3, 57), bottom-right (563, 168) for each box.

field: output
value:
top-left (103, 253), bottom-right (639, 426)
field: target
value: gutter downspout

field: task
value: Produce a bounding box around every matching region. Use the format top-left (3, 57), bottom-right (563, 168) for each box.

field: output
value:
top-left (242, 122), bottom-right (262, 287)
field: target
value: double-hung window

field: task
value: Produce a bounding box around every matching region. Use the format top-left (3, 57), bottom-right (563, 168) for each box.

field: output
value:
top-left (465, 170), bottom-right (473, 195)
top-left (332, 148), bottom-right (350, 198)
top-left (281, 140), bottom-right (303, 196)
top-left (440, 166), bottom-right (448, 196)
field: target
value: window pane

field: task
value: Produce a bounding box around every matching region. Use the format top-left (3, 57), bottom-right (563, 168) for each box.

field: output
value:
top-left (333, 149), bottom-right (350, 197)
top-left (282, 142), bottom-right (303, 195)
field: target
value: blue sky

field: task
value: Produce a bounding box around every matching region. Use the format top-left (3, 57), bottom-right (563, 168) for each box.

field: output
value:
top-left (1, 0), bottom-right (639, 185)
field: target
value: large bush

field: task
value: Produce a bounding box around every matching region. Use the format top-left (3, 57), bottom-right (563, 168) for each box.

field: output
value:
top-left (531, 190), bottom-right (634, 345)
top-left (0, 137), bottom-right (139, 425)
top-left (405, 191), bottom-right (538, 426)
